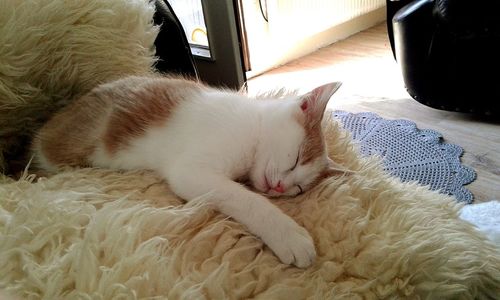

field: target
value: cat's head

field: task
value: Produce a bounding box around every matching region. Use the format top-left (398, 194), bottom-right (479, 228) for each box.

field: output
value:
top-left (250, 82), bottom-right (343, 197)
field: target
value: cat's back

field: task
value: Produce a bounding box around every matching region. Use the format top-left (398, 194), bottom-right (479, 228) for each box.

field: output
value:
top-left (33, 75), bottom-right (205, 170)
top-left (99, 75), bottom-right (204, 115)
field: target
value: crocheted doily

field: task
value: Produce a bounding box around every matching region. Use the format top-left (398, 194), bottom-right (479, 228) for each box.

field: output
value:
top-left (333, 111), bottom-right (476, 203)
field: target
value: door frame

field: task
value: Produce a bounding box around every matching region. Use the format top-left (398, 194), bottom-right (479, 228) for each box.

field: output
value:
top-left (195, 0), bottom-right (246, 89)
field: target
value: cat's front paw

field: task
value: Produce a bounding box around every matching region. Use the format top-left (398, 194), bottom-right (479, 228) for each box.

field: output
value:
top-left (264, 218), bottom-right (316, 268)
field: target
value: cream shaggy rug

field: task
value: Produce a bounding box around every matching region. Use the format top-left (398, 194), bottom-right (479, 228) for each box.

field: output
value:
top-left (0, 0), bottom-right (158, 173)
top-left (1, 120), bottom-right (500, 299)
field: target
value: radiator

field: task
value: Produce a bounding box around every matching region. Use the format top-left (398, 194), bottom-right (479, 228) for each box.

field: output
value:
top-left (266, 0), bottom-right (385, 37)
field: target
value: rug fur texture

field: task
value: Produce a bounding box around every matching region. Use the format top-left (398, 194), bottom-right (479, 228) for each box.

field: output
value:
top-left (0, 0), bottom-right (158, 173)
top-left (1, 119), bottom-right (500, 299)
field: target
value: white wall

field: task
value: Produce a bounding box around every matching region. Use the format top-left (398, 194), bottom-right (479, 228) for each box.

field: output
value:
top-left (242, 0), bottom-right (387, 78)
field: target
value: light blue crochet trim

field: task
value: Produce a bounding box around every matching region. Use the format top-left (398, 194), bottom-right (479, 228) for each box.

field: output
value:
top-left (333, 110), bottom-right (476, 203)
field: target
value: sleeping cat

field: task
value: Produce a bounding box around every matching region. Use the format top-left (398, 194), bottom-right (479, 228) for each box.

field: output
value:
top-left (32, 75), bottom-right (343, 268)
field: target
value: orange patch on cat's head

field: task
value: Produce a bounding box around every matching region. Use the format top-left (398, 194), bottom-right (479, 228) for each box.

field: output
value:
top-left (295, 83), bottom-right (338, 165)
top-left (300, 121), bottom-right (326, 165)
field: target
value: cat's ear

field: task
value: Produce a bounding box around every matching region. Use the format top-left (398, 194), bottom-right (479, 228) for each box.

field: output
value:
top-left (299, 82), bottom-right (342, 124)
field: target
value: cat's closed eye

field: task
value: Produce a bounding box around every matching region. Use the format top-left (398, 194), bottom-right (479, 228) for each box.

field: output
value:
top-left (287, 151), bottom-right (300, 172)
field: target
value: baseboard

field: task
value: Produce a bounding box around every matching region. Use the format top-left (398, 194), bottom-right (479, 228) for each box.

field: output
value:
top-left (246, 7), bottom-right (387, 79)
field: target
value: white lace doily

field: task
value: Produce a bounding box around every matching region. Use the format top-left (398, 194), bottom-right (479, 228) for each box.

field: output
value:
top-left (333, 111), bottom-right (476, 203)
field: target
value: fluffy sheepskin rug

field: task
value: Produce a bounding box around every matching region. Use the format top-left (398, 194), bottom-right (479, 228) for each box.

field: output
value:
top-left (1, 119), bottom-right (499, 299)
top-left (0, 0), bottom-right (158, 173)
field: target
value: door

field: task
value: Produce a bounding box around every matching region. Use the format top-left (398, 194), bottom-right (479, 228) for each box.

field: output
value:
top-left (168, 0), bottom-right (246, 89)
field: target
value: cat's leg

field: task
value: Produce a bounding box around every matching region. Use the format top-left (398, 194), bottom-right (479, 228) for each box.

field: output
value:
top-left (167, 169), bottom-right (316, 268)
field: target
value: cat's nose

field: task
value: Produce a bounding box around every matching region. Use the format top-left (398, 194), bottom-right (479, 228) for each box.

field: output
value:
top-left (273, 181), bottom-right (285, 193)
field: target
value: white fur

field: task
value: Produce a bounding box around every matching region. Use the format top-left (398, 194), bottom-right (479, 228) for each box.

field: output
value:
top-left (53, 80), bottom-right (340, 267)
top-left (460, 200), bottom-right (500, 246)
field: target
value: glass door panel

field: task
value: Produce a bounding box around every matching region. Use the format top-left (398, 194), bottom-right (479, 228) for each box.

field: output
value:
top-left (167, 0), bottom-right (245, 89)
top-left (168, 0), bottom-right (211, 58)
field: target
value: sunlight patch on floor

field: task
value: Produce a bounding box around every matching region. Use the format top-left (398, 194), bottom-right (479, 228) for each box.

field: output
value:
top-left (247, 54), bottom-right (409, 106)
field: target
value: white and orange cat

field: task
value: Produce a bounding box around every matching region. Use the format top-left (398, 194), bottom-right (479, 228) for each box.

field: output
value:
top-left (32, 75), bottom-right (343, 268)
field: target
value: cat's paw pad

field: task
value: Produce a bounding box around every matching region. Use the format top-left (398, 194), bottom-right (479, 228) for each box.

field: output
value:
top-left (267, 223), bottom-right (316, 268)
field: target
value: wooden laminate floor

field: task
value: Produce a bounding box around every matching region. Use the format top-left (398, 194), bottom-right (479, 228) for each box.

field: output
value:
top-left (247, 23), bottom-right (500, 204)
